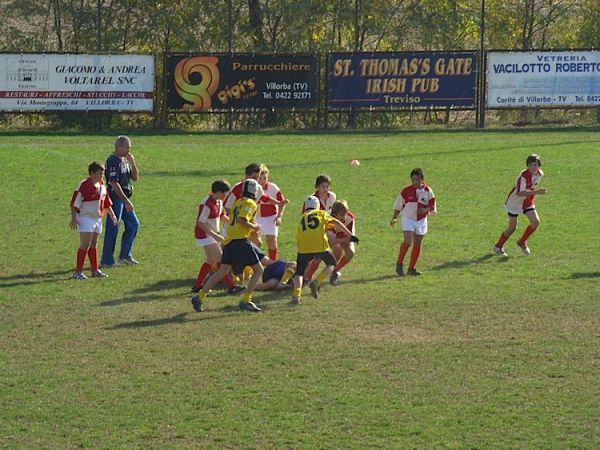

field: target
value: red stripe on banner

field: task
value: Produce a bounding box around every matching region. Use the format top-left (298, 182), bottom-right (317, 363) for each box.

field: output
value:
top-left (0, 91), bottom-right (153, 99)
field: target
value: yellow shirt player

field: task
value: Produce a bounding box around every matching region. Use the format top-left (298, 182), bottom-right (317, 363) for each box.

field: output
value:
top-left (192, 179), bottom-right (267, 313)
top-left (292, 196), bottom-right (359, 305)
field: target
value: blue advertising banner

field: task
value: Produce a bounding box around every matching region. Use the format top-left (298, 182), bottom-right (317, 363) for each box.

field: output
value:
top-left (328, 51), bottom-right (477, 109)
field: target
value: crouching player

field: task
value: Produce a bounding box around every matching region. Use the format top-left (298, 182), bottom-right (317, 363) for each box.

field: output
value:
top-left (69, 161), bottom-right (117, 280)
top-left (192, 179), bottom-right (244, 294)
top-left (192, 179), bottom-right (267, 313)
top-left (390, 168), bottom-right (436, 276)
top-left (493, 154), bottom-right (547, 256)
top-left (328, 200), bottom-right (356, 285)
top-left (254, 260), bottom-right (297, 291)
top-left (291, 196), bottom-right (358, 304)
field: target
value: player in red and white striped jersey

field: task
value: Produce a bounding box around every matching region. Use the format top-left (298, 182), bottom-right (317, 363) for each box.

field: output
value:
top-left (493, 154), bottom-right (547, 256)
top-left (257, 165), bottom-right (287, 261)
top-left (69, 162), bottom-right (117, 280)
top-left (390, 168), bottom-right (436, 276)
top-left (192, 179), bottom-right (244, 294)
top-left (328, 200), bottom-right (357, 285)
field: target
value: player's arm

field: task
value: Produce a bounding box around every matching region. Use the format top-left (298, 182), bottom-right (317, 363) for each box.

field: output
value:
top-left (331, 217), bottom-right (354, 239)
top-left (390, 192), bottom-right (404, 226)
top-left (69, 206), bottom-right (78, 230)
top-left (237, 216), bottom-right (260, 232)
top-left (275, 192), bottom-right (287, 225)
top-left (107, 206), bottom-right (118, 225)
top-left (109, 180), bottom-right (134, 212)
top-left (262, 195), bottom-right (289, 207)
top-left (126, 153), bottom-right (139, 181)
top-left (197, 221), bottom-right (224, 242)
top-left (517, 188), bottom-right (546, 197)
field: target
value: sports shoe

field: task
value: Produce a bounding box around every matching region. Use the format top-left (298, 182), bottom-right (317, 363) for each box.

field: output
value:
top-left (190, 285), bottom-right (201, 293)
top-left (191, 294), bottom-right (204, 312)
top-left (290, 296), bottom-right (300, 305)
top-left (517, 241), bottom-right (531, 255)
top-left (407, 268), bottom-right (422, 276)
top-left (330, 271), bottom-right (341, 286)
top-left (228, 285), bottom-right (246, 295)
top-left (396, 263), bottom-right (405, 276)
top-left (73, 271), bottom-right (87, 280)
top-left (239, 300), bottom-right (261, 312)
top-left (493, 246), bottom-right (508, 257)
top-left (91, 270), bottom-right (108, 278)
top-left (100, 261), bottom-right (121, 268)
top-left (309, 280), bottom-right (320, 299)
top-left (119, 257), bottom-right (139, 265)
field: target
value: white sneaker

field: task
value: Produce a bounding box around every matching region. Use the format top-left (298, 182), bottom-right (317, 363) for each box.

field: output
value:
top-left (91, 270), bottom-right (109, 278)
top-left (73, 271), bottom-right (88, 280)
top-left (119, 257), bottom-right (139, 265)
top-left (330, 271), bottom-right (341, 286)
top-left (517, 241), bottom-right (531, 255)
top-left (493, 246), bottom-right (508, 257)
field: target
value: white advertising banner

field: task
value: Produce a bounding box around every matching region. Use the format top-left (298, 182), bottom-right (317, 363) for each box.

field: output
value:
top-left (0, 54), bottom-right (154, 111)
top-left (487, 51), bottom-right (600, 107)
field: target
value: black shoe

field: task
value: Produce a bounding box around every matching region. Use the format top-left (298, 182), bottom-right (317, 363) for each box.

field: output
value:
top-left (191, 294), bottom-right (204, 312)
top-left (309, 280), bottom-right (320, 299)
top-left (396, 263), bottom-right (404, 276)
top-left (407, 268), bottom-right (422, 276)
top-left (190, 285), bottom-right (201, 293)
top-left (228, 284), bottom-right (246, 295)
top-left (239, 300), bottom-right (261, 312)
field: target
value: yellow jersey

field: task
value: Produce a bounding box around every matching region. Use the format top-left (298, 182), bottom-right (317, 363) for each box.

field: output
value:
top-left (296, 209), bottom-right (336, 254)
top-left (224, 197), bottom-right (257, 245)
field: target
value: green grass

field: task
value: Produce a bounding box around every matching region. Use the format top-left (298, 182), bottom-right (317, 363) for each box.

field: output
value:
top-left (1, 129), bottom-right (599, 449)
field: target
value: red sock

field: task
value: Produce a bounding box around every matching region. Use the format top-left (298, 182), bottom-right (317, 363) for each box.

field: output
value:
top-left (518, 225), bottom-right (536, 244)
top-left (76, 248), bottom-right (87, 272)
top-left (408, 245), bottom-right (421, 270)
top-left (495, 232), bottom-right (510, 248)
top-left (88, 247), bottom-right (99, 272)
top-left (304, 259), bottom-right (320, 280)
top-left (194, 262), bottom-right (213, 289)
top-left (335, 255), bottom-right (351, 272)
top-left (397, 242), bottom-right (410, 264)
top-left (268, 248), bottom-right (278, 261)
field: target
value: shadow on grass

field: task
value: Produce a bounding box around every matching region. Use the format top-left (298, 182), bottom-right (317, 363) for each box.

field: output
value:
top-left (0, 269), bottom-right (73, 288)
top-left (430, 254), bottom-right (497, 271)
top-left (105, 312), bottom-right (231, 329)
top-left (341, 274), bottom-right (398, 284)
top-left (130, 278), bottom-right (196, 294)
top-left (570, 272), bottom-right (600, 279)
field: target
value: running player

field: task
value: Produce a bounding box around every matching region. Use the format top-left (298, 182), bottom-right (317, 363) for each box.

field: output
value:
top-left (493, 154), bottom-right (547, 256)
top-left (328, 199), bottom-right (356, 285)
top-left (192, 179), bottom-right (268, 313)
top-left (291, 196), bottom-right (358, 304)
top-left (191, 179), bottom-right (244, 294)
top-left (257, 164), bottom-right (287, 261)
top-left (69, 162), bottom-right (117, 279)
top-left (390, 168), bottom-right (436, 276)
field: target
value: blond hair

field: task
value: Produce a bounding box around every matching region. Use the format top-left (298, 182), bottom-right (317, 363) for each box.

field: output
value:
top-left (331, 199), bottom-right (349, 216)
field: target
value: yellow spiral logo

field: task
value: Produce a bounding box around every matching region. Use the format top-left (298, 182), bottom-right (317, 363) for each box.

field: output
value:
top-left (174, 56), bottom-right (220, 111)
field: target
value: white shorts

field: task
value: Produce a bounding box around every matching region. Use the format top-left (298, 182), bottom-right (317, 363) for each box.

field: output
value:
top-left (257, 216), bottom-right (279, 237)
top-left (401, 216), bottom-right (428, 235)
top-left (196, 237), bottom-right (219, 247)
top-left (77, 215), bottom-right (103, 234)
top-left (504, 205), bottom-right (535, 217)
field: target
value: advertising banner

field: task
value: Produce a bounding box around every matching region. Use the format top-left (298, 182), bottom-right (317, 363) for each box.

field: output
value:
top-left (166, 53), bottom-right (318, 111)
top-left (0, 54), bottom-right (154, 111)
top-left (328, 51), bottom-right (477, 109)
top-left (487, 51), bottom-right (600, 107)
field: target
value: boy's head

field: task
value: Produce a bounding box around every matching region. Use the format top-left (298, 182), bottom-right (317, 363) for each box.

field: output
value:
top-left (304, 195), bottom-right (320, 211)
top-left (410, 168), bottom-right (424, 186)
top-left (211, 179), bottom-right (231, 201)
top-left (526, 154), bottom-right (542, 173)
top-left (259, 164), bottom-right (269, 186)
top-left (245, 163), bottom-right (261, 180)
top-left (315, 174), bottom-right (331, 193)
top-left (88, 161), bottom-right (105, 182)
top-left (242, 179), bottom-right (259, 200)
top-left (331, 199), bottom-right (349, 220)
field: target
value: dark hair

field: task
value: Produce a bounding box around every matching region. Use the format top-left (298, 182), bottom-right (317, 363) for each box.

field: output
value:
top-left (88, 161), bottom-right (104, 174)
top-left (211, 179), bottom-right (231, 194)
top-left (245, 163), bottom-right (261, 176)
top-left (315, 174), bottom-right (331, 187)
top-left (526, 154), bottom-right (542, 166)
top-left (410, 168), bottom-right (424, 179)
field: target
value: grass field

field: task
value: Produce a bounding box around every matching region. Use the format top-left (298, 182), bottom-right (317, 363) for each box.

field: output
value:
top-left (1, 129), bottom-right (599, 448)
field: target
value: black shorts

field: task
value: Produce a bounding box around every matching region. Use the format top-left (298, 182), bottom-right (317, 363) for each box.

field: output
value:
top-left (295, 251), bottom-right (337, 276)
top-left (222, 239), bottom-right (265, 269)
top-left (508, 207), bottom-right (536, 218)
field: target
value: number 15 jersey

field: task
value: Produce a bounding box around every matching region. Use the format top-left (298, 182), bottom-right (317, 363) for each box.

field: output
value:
top-left (296, 209), bottom-right (335, 254)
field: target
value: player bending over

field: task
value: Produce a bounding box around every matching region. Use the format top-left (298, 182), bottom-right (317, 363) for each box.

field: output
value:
top-left (390, 168), bottom-right (436, 276)
top-left (191, 179), bottom-right (269, 313)
top-left (493, 154), bottom-right (547, 256)
top-left (291, 196), bottom-right (358, 304)
top-left (328, 200), bottom-right (357, 286)
top-left (191, 179), bottom-right (244, 294)
top-left (70, 161), bottom-right (117, 280)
